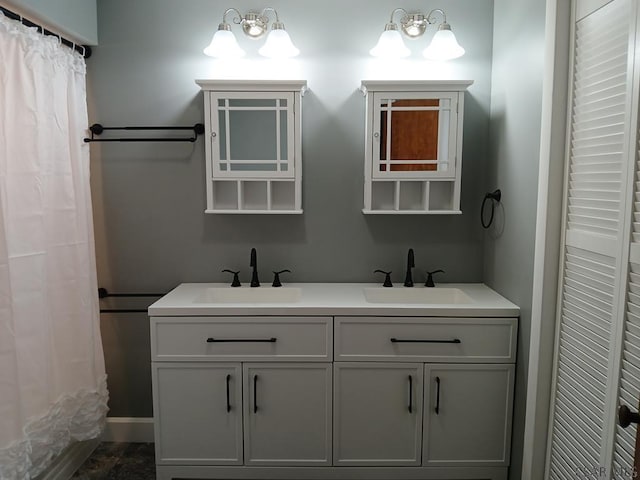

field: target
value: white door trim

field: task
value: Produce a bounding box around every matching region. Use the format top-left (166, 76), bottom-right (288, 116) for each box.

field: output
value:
top-left (521, 1), bottom-right (572, 479)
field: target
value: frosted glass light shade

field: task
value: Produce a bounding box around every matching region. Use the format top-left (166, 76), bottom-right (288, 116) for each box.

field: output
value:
top-left (258, 28), bottom-right (299, 58)
top-left (423, 27), bottom-right (465, 61)
top-left (203, 29), bottom-right (245, 58)
top-left (370, 29), bottom-right (410, 58)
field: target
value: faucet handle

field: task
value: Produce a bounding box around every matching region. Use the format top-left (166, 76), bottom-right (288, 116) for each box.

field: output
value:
top-left (272, 270), bottom-right (291, 287)
top-left (222, 269), bottom-right (241, 287)
top-left (425, 269), bottom-right (445, 287)
top-left (374, 270), bottom-right (393, 288)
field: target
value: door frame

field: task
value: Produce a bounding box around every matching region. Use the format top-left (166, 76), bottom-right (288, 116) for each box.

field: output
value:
top-left (521, 0), bottom-right (571, 479)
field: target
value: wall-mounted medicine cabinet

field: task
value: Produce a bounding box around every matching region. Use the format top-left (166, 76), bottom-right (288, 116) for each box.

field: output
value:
top-left (196, 80), bottom-right (306, 214)
top-left (361, 80), bottom-right (473, 214)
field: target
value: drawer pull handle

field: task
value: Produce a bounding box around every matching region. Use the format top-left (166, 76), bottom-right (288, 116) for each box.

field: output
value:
top-left (390, 338), bottom-right (461, 344)
top-left (253, 375), bottom-right (259, 414)
top-left (435, 376), bottom-right (441, 415)
top-left (226, 374), bottom-right (231, 413)
top-left (206, 337), bottom-right (277, 343)
top-left (408, 375), bottom-right (413, 413)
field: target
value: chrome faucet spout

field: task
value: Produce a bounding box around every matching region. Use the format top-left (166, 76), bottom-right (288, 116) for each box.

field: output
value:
top-left (250, 248), bottom-right (260, 287)
top-left (404, 248), bottom-right (415, 287)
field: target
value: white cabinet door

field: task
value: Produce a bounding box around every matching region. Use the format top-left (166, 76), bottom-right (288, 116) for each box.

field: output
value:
top-left (423, 364), bottom-right (515, 466)
top-left (152, 363), bottom-right (242, 465)
top-left (333, 362), bottom-right (423, 466)
top-left (243, 363), bottom-right (332, 466)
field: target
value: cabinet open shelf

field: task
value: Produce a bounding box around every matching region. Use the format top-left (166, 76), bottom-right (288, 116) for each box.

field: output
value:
top-left (206, 180), bottom-right (301, 214)
top-left (363, 180), bottom-right (461, 214)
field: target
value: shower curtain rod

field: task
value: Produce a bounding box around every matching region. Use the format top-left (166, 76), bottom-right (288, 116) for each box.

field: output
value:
top-left (0, 5), bottom-right (92, 58)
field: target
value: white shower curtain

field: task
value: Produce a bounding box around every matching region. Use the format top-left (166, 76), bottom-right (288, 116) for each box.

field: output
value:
top-left (0, 13), bottom-right (108, 480)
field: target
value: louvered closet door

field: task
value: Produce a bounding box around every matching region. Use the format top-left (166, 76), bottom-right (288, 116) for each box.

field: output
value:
top-left (614, 251), bottom-right (640, 472)
top-left (613, 62), bottom-right (640, 476)
top-left (547, 0), bottom-right (637, 477)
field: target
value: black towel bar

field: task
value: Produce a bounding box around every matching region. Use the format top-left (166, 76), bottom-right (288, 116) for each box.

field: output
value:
top-left (84, 123), bottom-right (205, 143)
top-left (98, 288), bottom-right (166, 298)
top-left (98, 288), bottom-right (166, 314)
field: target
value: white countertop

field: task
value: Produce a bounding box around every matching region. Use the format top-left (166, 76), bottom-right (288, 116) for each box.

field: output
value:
top-left (148, 283), bottom-right (519, 318)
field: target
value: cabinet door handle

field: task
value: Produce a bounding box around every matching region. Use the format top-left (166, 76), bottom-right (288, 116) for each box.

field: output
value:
top-left (206, 337), bottom-right (277, 343)
top-left (253, 374), bottom-right (258, 414)
top-left (390, 338), bottom-right (461, 344)
top-left (225, 374), bottom-right (231, 413)
top-left (408, 375), bottom-right (413, 413)
top-left (435, 376), bottom-right (441, 415)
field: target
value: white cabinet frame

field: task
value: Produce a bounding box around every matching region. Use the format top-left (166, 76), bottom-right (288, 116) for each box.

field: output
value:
top-left (361, 80), bottom-right (473, 215)
top-left (196, 80), bottom-right (306, 214)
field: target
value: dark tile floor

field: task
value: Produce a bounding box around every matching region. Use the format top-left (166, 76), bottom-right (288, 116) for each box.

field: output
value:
top-left (72, 442), bottom-right (155, 479)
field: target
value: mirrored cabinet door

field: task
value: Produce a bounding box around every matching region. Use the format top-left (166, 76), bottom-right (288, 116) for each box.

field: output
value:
top-left (212, 92), bottom-right (295, 179)
top-left (361, 80), bottom-right (472, 215)
top-left (196, 80), bottom-right (306, 214)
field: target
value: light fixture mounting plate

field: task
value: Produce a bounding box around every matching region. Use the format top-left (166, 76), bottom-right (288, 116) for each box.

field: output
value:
top-left (401, 14), bottom-right (427, 38)
top-left (242, 12), bottom-right (268, 38)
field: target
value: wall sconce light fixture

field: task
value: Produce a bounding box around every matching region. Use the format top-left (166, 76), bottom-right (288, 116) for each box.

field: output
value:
top-left (370, 8), bottom-right (465, 60)
top-left (203, 7), bottom-right (299, 59)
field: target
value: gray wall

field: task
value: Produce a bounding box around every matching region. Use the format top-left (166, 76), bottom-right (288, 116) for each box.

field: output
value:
top-left (485, 0), bottom-right (547, 478)
top-left (3, 0), bottom-right (97, 44)
top-left (89, 0), bottom-right (498, 433)
top-left (89, 0), bottom-right (494, 293)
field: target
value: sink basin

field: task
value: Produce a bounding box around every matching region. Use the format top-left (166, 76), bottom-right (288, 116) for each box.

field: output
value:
top-left (194, 287), bottom-right (302, 304)
top-left (363, 287), bottom-right (473, 304)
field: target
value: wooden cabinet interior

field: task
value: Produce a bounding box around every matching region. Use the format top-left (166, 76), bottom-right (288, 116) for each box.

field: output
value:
top-left (380, 99), bottom-right (439, 171)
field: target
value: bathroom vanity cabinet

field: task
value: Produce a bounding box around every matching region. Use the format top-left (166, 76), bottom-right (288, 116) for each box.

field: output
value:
top-left (151, 316), bottom-right (333, 467)
top-left (149, 283), bottom-right (518, 480)
top-left (195, 80), bottom-right (306, 214)
top-left (361, 81), bottom-right (473, 214)
top-left (333, 317), bottom-right (515, 468)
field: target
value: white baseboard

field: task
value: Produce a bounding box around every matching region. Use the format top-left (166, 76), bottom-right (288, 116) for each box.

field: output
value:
top-left (101, 417), bottom-right (155, 443)
top-left (33, 418), bottom-right (154, 480)
top-left (35, 438), bottom-right (100, 480)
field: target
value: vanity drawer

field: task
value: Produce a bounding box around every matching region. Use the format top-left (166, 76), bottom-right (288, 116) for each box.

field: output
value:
top-left (151, 316), bottom-right (332, 362)
top-left (334, 317), bottom-right (517, 363)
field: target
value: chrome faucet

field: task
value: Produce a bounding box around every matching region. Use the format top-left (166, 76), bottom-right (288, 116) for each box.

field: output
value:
top-left (404, 248), bottom-right (415, 287)
top-left (250, 248), bottom-right (260, 287)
